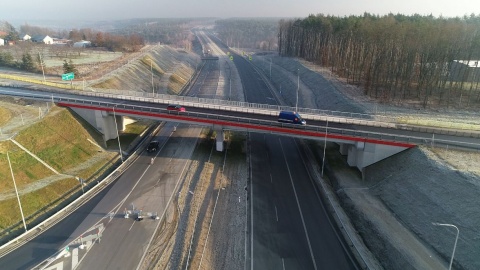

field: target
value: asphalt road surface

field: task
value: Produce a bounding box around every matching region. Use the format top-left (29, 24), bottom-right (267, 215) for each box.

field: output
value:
top-left (220, 41), bottom-right (357, 269)
top-left (249, 133), bottom-right (356, 269)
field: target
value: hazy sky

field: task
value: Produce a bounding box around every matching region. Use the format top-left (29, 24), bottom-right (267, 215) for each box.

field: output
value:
top-left (1, 0), bottom-right (479, 22)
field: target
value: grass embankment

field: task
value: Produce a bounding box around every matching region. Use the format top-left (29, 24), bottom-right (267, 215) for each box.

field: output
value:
top-left (0, 106), bottom-right (151, 240)
top-left (0, 107), bottom-right (12, 126)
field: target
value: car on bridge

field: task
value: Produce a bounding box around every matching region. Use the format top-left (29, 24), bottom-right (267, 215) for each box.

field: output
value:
top-left (167, 104), bottom-right (186, 112)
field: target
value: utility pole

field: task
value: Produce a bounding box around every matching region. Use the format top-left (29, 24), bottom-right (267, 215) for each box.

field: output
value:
top-left (269, 59), bottom-right (272, 79)
top-left (150, 59), bottom-right (154, 96)
top-left (296, 68), bottom-right (299, 111)
top-left (113, 106), bottom-right (123, 163)
top-left (8, 152), bottom-right (27, 232)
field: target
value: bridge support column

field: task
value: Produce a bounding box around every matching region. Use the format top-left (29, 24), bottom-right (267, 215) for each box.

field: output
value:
top-left (214, 125), bottom-right (225, 152)
top-left (101, 111), bottom-right (126, 141)
top-left (339, 143), bottom-right (349, 155)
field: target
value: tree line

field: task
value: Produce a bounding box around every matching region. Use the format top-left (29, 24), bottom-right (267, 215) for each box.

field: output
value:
top-left (215, 18), bottom-right (279, 51)
top-left (278, 13), bottom-right (480, 108)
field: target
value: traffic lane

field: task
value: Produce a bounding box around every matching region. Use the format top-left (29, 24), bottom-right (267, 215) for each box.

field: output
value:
top-left (63, 125), bottom-right (173, 245)
top-left (279, 137), bottom-right (356, 269)
top-left (251, 133), bottom-right (317, 270)
top-left (233, 54), bottom-right (277, 105)
top-left (196, 60), bottom-right (220, 99)
top-left (250, 133), bottom-right (287, 270)
top-left (266, 134), bottom-right (316, 269)
top-left (77, 124), bottom-right (200, 270)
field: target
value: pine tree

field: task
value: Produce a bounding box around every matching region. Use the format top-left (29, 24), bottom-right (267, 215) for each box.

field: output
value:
top-left (21, 53), bottom-right (36, 72)
top-left (63, 59), bottom-right (78, 75)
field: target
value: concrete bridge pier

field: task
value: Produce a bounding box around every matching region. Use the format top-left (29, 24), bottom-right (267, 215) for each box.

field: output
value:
top-left (102, 111), bottom-right (126, 141)
top-left (214, 125), bottom-right (225, 152)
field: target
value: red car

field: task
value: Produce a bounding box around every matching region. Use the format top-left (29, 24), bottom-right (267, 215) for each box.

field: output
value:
top-left (167, 104), bottom-right (186, 112)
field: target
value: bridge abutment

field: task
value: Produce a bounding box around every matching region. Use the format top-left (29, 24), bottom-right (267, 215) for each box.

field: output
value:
top-left (340, 142), bottom-right (410, 171)
top-left (69, 107), bottom-right (126, 143)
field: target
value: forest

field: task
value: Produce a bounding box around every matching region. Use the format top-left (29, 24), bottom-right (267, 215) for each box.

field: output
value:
top-left (278, 13), bottom-right (480, 109)
top-left (214, 18), bottom-right (279, 51)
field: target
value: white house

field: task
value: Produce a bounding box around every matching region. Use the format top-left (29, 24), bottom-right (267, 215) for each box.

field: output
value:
top-left (31, 35), bottom-right (54, 44)
top-left (0, 38), bottom-right (4, 46)
top-left (22, 34), bottom-right (31, 41)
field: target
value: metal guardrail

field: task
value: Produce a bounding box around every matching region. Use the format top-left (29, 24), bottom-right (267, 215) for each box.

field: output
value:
top-left (0, 88), bottom-right (479, 150)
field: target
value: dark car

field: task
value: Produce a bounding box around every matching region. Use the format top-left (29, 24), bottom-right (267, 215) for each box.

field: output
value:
top-left (167, 104), bottom-right (186, 112)
top-left (147, 141), bottom-right (160, 152)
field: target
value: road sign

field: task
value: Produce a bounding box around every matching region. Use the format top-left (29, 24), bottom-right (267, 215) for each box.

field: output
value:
top-left (61, 72), bottom-right (75, 81)
top-left (229, 56), bottom-right (233, 61)
top-left (249, 56), bottom-right (252, 61)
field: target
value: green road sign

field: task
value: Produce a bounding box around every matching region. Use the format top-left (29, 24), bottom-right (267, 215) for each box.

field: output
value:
top-left (249, 56), bottom-right (252, 61)
top-left (62, 72), bottom-right (75, 81)
top-left (229, 56), bottom-right (233, 61)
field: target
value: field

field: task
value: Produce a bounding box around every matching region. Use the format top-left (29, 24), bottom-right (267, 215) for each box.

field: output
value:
top-left (0, 45), bottom-right (123, 67)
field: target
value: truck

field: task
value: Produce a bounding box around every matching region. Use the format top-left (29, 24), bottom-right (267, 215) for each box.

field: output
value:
top-left (278, 111), bottom-right (306, 125)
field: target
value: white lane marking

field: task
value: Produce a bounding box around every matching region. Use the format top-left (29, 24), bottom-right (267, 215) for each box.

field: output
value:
top-left (282, 258), bottom-right (286, 270)
top-left (279, 138), bottom-right (318, 270)
top-left (72, 248), bottom-right (79, 268)
top-left (129, 221), bottom-right (136, 231)
top-left (275, 205), bottom-right (278, 222)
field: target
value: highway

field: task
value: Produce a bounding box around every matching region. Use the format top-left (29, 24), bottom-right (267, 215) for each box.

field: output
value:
top-left (221, 45), bottom-right (357, 268)
top-left (0, 30), bottom-right (478, 270)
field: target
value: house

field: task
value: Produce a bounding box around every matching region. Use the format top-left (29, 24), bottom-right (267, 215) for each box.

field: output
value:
top-left (449, 60), bottom-right (480, 82)
top-left (0, 38), bottom-right (4, 46)
top-left (22, 34), bottom-right (31, 41)
top-left (73, 40), bottom-right (92, 48)
top-left (52, 38), bottom-right (70, 45)
top-left (31, 35), bottom-right (53, 44)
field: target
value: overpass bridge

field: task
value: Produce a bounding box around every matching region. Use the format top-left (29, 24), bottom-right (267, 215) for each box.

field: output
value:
top-left (1, 87), bottom-right (479, 171)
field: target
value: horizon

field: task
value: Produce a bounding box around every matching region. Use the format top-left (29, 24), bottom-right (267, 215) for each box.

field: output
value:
top-left (0, 0), bottom-right (479, 29)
